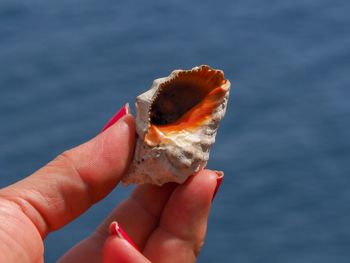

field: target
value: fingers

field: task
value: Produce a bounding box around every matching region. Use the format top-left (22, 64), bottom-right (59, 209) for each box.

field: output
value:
top-left (143, 170), bottom-right (218, 262)
top-left (78, 183), bottom-right (176, 252)
top-left (104, 232), bottom-right (150, 263)
top-left (0, 114), bottom-right (135, 238)
top-left (104, 237), bottom-right (146, 263)
top-left (58, 183), bottom-right (176, 262)
top-left (60, 170), bottom-right (218, 262)
top-left (96, 183), bottom-right (176, 249)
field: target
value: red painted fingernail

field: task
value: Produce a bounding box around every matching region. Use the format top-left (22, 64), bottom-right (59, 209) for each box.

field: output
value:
top-left (101, 103), bottom-right (130, 132)
top-left (109, 221), bottom-right (139, 251)
top-left (212, 170), bottom-right (224, 201)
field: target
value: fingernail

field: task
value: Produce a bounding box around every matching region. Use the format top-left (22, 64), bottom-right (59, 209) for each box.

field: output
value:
top-left (109, 221), bottom-right (139, 251)
top-left (212, 170), bottom-right (224, 201)
top-left (101, 103), bottom-right (130, 132)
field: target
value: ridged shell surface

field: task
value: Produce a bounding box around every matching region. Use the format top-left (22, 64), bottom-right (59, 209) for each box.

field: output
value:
top-left (122, 65), bottom-right (230, 185)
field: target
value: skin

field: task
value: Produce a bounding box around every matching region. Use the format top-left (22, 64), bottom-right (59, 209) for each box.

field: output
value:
top-left (0, 115), bottom-right (219, 263)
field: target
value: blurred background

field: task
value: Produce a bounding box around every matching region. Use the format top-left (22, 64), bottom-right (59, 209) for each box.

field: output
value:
top-left (0, 0), bottom-right (349, 262)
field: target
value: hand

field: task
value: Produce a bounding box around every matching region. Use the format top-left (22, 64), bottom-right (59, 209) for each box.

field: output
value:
top-left (0, 106), bottom-right (222, 263)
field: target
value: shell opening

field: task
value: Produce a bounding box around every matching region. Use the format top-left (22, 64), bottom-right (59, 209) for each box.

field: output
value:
top-left (150, 81), bottom-right (208, 126)
top-left (149, 67), bottom-right (226, 127)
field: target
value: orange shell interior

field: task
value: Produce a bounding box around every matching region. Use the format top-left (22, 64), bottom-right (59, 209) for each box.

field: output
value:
top-left (145, 66), bottom-right (228, 146)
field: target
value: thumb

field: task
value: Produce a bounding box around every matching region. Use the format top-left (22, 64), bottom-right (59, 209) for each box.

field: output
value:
top-left (0, 109), bottom-right (135, 239)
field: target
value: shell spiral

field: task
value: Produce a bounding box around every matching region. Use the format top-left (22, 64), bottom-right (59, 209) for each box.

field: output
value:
top-left (122, 65), bottom-right (231, 185)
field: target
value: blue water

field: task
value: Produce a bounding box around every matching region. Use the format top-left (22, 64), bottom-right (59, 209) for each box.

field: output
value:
top-left (1, 0), bottom-right (350, 262)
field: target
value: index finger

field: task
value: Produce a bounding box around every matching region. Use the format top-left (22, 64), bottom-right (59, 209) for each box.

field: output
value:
top-left (143, 169), bottom-right (219, 262)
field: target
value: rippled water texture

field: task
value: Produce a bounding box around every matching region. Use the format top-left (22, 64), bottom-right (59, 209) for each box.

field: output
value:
top-left (1, 0), bottom-right (350, 262)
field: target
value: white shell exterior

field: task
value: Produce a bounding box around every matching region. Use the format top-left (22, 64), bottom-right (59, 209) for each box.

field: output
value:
top-left (122, 65), bottom-right (230, 185)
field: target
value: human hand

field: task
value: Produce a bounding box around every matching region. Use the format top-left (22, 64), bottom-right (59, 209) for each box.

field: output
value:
top-left (0, 105), bottom-right (222, 263)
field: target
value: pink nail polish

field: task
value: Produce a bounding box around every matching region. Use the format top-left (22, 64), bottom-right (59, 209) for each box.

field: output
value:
top-left (101, 103), bottom-right (130, 132)
top-left (109, 221), bottom-right (139, 251)
top-left (212, 170), bottom-right (224, 201)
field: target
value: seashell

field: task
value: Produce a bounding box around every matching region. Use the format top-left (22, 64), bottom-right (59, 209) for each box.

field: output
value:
top-left (122, 65), bottom-right (231, 186)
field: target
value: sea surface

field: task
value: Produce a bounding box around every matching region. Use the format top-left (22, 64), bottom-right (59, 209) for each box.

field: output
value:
top-left (1, 0), bottom-right (350, 262)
